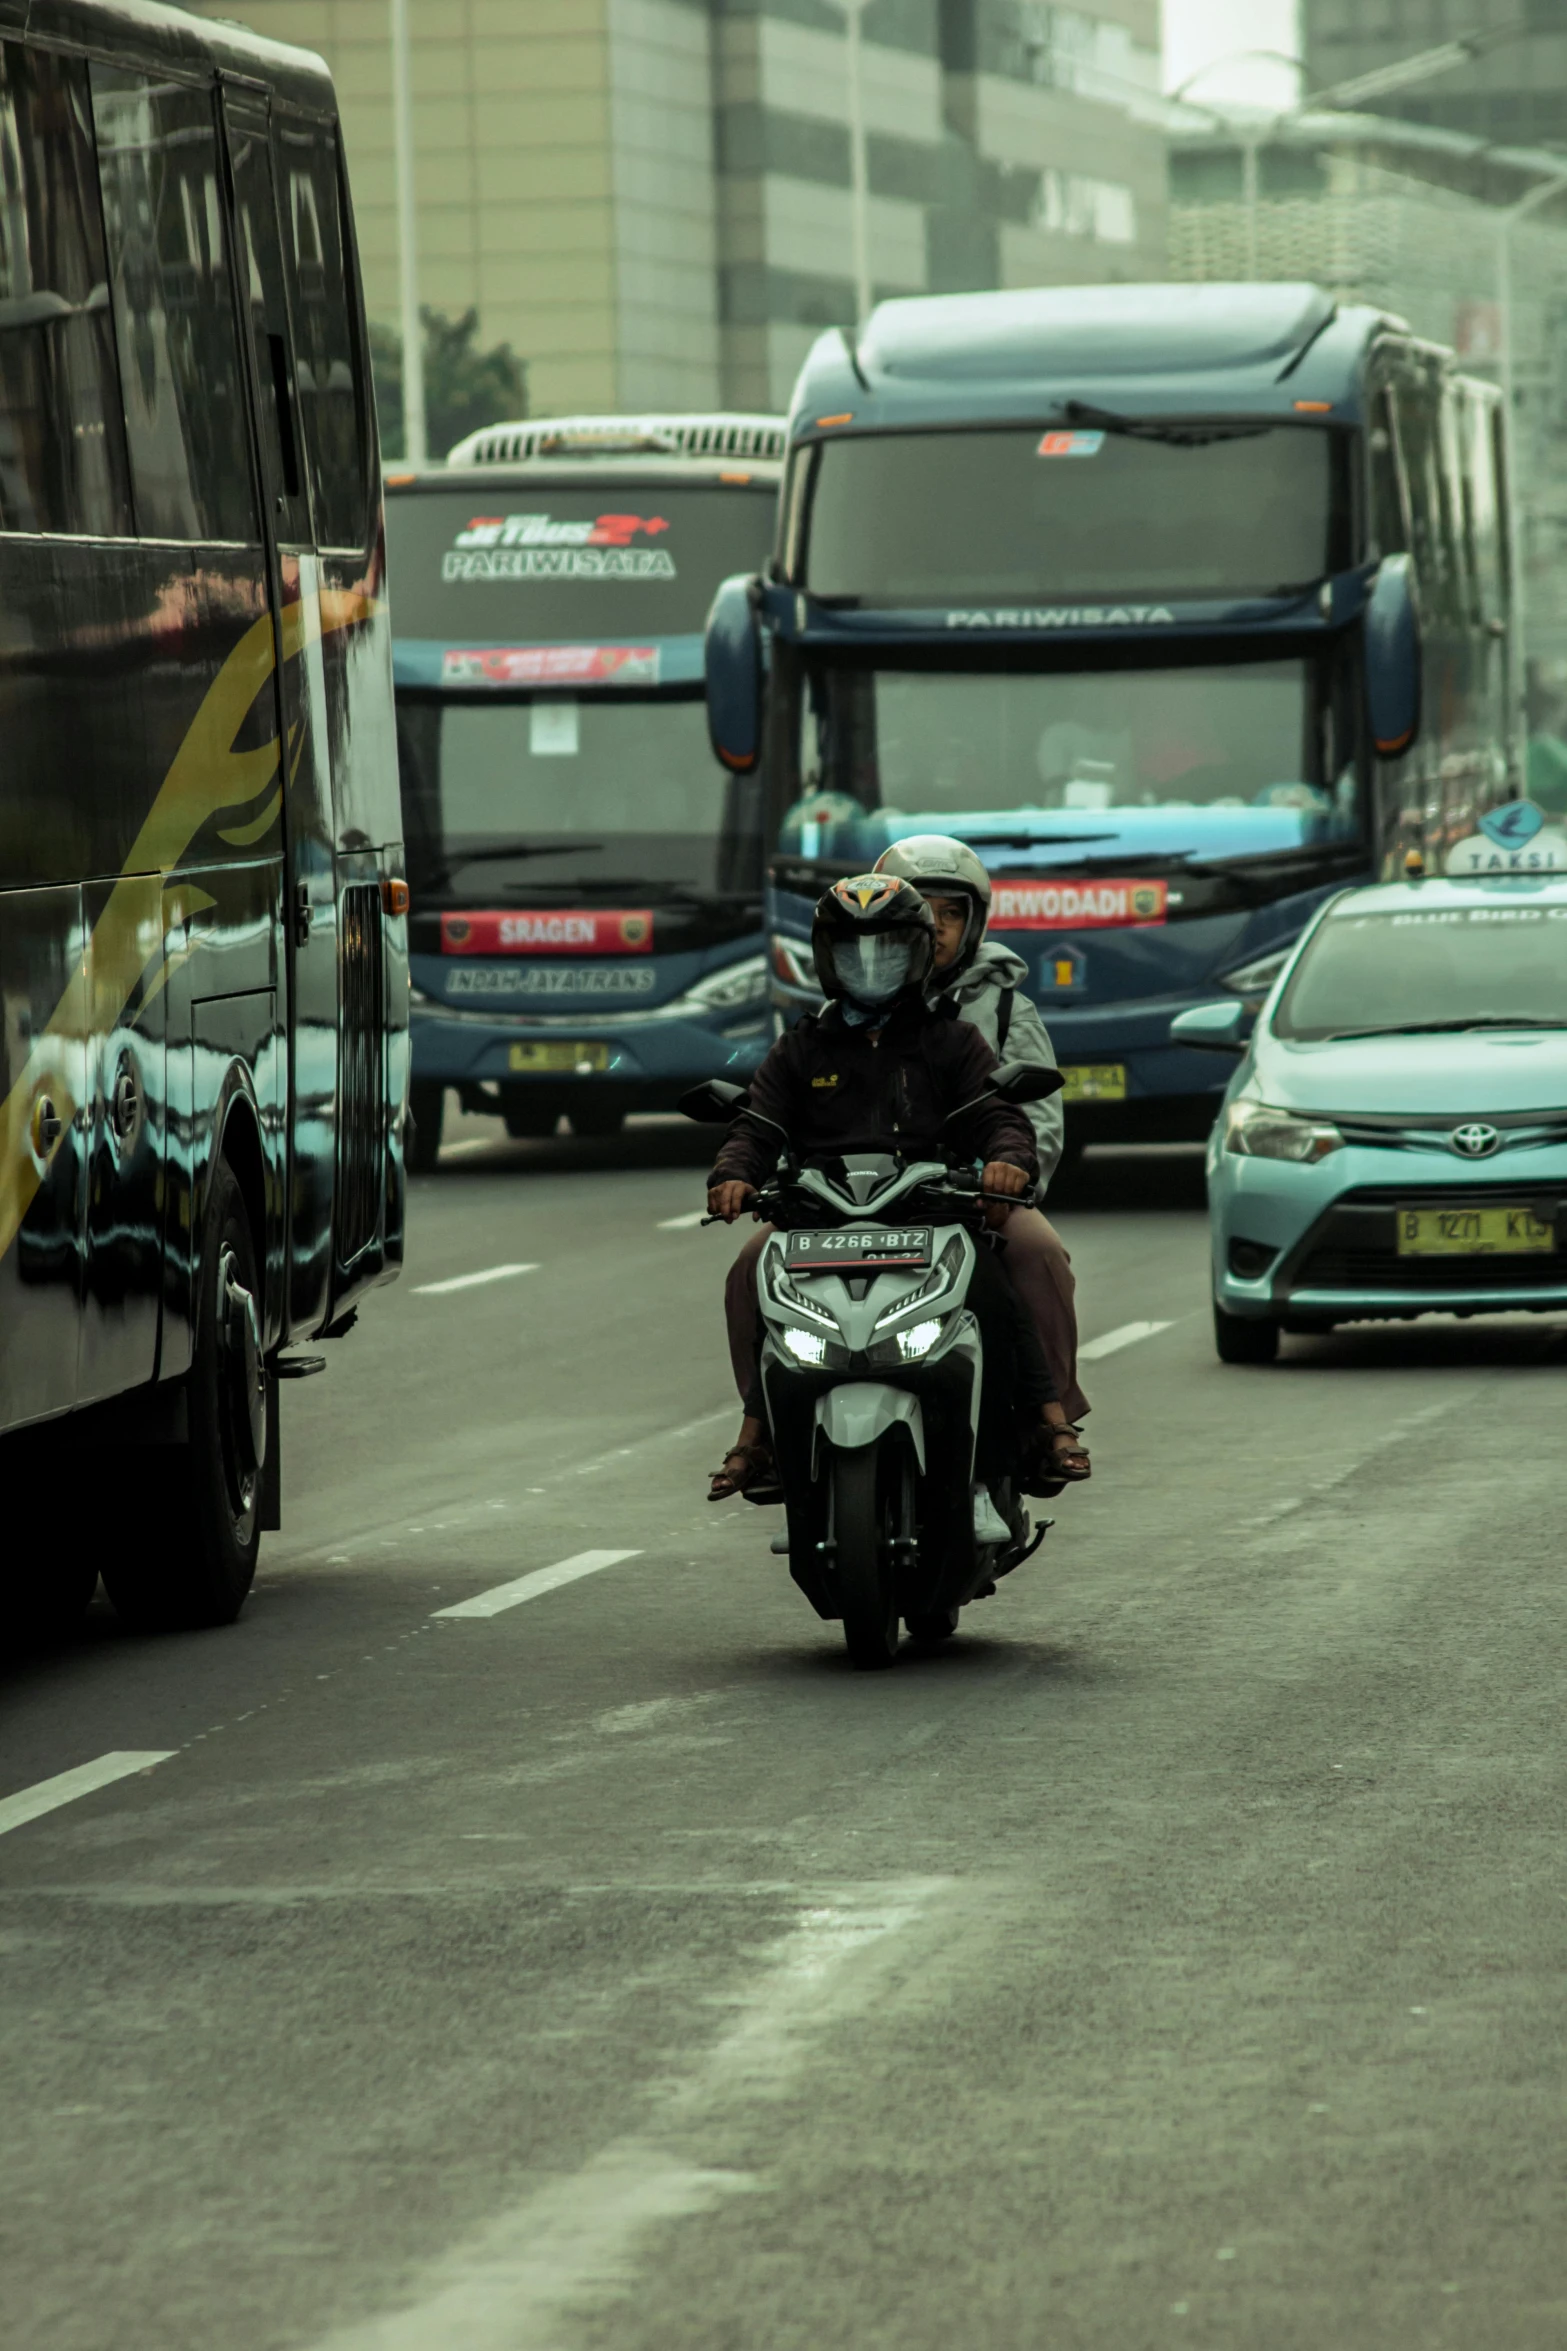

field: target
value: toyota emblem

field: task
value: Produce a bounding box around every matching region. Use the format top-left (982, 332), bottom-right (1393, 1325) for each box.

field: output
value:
top-left (1451, 1122), bottom-right (1501, 1159)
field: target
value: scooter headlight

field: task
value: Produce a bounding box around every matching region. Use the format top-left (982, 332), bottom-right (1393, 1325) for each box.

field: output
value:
top-left (866, 1309), bottom-right (956, 1370)
top-left (783, 1326), bottom-right (829, 1366)
top-left (894, 1318), bottom-right (944, 1362)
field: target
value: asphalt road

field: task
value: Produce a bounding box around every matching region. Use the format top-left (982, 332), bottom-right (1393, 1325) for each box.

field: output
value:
top-left (6, 1112), bottom-right (1567, 2350)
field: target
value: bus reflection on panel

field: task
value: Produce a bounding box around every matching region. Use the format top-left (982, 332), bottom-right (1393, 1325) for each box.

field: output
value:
top-left (386, 416), bottom-right (784, 1162)
top-left (707, 283), bottom-right (1515, 1157)
top-left (0, 6), bottom-right (406, 1638)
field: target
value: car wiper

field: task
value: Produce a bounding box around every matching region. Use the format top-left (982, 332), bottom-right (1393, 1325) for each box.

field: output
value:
top-left (1322, 1016), bottom-right (1567, 1040)
top-left (1060, 399), bottom-right (1272, 449)
top-left (963, 830), bottom-right (1118, 850)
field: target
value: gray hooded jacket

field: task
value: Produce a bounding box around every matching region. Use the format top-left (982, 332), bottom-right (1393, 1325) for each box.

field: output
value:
top-left (934, 939), bottom-right (1065, 1189)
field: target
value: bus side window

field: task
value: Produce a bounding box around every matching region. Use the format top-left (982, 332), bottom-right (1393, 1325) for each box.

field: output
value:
top-left (0, 41), bottom-right (132, 536)
top-left (90, 67), bottom-right (258, 544)
top-left (275, 119), bottom-right (370, 551)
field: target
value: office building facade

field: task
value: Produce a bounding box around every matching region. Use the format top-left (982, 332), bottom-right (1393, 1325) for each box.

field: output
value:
top-left (194, 0), bottom-right (1166, 426)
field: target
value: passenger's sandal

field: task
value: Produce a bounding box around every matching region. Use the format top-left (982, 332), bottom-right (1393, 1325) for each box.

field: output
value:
top-left (707, 1441), bottom-right (776, 1501)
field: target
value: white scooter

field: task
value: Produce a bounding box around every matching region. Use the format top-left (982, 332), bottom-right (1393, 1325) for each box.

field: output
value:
top-left (685, 1064), bottom-right (1059, 1668)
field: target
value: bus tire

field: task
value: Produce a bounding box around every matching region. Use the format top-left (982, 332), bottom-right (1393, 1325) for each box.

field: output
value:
top-left (570, 1100), bottom-right (625, 1138)
top-left (102, 1160), bottom-right (264, 1631)
top-left (407, 1081), bottom-right (444, 1172)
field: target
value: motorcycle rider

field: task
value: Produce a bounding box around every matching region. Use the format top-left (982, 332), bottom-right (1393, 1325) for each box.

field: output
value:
top-left (874, 833), bottom-right (1090, 1450)
top-left (706, 872), bottom-right (1083, 1506)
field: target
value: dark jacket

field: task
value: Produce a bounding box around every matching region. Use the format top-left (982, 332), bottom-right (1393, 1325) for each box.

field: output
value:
top-left (710, 995), bottom-right (1039, 1194)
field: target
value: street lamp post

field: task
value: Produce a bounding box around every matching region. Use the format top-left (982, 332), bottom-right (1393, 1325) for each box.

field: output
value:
top-left (390, 0), bottom-right (427, 465)
top-left (823, 0), bottom-right (872, 328)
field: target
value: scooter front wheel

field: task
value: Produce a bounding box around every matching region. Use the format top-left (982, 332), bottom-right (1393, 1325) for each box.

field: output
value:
top-left (829, 1444), bottom-right (900, 1670)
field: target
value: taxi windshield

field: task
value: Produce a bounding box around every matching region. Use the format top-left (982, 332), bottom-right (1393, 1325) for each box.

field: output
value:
top-left (1274, 902), bottom-right (1567, 1040)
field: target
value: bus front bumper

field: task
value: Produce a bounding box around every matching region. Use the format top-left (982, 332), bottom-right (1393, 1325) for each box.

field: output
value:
top-left (410, 999), bottom-right (770, 1109)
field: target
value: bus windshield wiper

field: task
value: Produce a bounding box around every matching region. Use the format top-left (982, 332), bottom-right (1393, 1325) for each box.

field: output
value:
top-left (420, 840), bottom-right (605, 891)
top-left (1060, 399), bottom-right (1271, 449)
top-left (961, 830), bottom-right (1118, 850)
top-left (1322, 1016), bottom-right (1567, 1040)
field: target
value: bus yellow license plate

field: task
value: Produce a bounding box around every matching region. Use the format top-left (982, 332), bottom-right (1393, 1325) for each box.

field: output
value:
top-left (508, 1042), bottom-right (610, 1074)
top-left (1061, 1064), bottom-right (1126, 1103)
top-left (1396, 1205), bottom-right (1553, 1256)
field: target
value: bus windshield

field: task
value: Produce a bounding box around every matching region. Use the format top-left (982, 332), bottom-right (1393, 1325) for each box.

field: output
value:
top-left (387, 484), bottom-right (774, 639)
top-left (398, 694), bottom-right (752, 901)
top-left (779, 656), bottom-right (1363, 866)
top-left (801, 427), bottom-right (1344, 605)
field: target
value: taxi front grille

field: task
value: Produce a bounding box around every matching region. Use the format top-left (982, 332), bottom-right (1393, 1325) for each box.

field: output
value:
top-left (1293, 1246), bottom-right (1567, 1293)
top-left (1288, 1186), bottom-right (1567, 1296)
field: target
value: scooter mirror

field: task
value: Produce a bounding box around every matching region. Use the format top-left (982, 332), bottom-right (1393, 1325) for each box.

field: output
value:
top-left (677, 1079), bottom-right (751, 1123)
top-left (990, 1059), bottom-right (1066, 1104)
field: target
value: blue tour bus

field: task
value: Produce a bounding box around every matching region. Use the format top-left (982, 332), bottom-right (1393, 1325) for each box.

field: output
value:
top-left (387, 414), bottom-right (783, 1163)
top-left (703, 284), bottom-right (1516, 1153)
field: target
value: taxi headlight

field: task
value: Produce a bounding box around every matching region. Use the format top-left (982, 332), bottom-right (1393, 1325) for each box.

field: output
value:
top-left (1224, 1099), bottom-right (1344, 1163)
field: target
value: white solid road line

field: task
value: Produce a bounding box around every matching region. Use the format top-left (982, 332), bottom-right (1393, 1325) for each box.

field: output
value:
top-left (657, 1210), bottom-right (707, 1230)
top-left (412, 1262), bottom-right (540, 1297)
top-left (432, 1548), bottom-right (643, 1620)
top-left (0, 1750), bottom-right (176, 1840)
top-left (1078, 1318), bottom-right (1175, 1363)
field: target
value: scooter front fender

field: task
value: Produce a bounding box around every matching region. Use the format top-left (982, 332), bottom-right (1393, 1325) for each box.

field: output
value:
top-left (811, 1383), bottom-right (926, 1476)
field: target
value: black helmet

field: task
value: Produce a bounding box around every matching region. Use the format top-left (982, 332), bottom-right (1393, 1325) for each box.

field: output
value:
top-left (811, 872), bottom-right (936, 1009)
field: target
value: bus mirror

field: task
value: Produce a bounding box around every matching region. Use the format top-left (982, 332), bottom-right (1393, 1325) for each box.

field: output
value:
top-left (705, 574), bottom-right (762, 774)
top-left (1366, 554), bottom-right (1422, 761)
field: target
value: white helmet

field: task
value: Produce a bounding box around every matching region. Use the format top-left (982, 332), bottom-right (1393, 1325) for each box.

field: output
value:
top-left (873, 834), bottom-right (993, 979)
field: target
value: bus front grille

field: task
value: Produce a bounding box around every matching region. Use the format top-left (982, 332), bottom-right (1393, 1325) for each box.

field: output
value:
top-left (336, 883), bottom-right (385, 1267)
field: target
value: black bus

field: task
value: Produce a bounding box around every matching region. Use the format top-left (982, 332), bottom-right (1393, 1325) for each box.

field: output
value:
top-left (0, 4), bottom-right (407, 1635)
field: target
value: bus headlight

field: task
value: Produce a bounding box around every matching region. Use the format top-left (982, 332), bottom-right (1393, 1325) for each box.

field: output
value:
top-left (1224, 1099), bottom-right (1343, 1163)
top-left (676, 955), bottom-right (769, 1015)
top-left (1219, 945), bottom-right (1293, 1003)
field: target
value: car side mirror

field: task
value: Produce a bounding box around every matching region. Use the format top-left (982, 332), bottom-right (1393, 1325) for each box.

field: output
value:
top-left (677, 1079), bottom-right (751, 1123)
top-left (1365, 553), bottom-right (1422, 761)
top-left (991, 1058), bottom-right (1066, 1104)
top-left (1170, 1001), bottom-right (1250, 1053)
top-left (705, 574), bottom-right (763, 774)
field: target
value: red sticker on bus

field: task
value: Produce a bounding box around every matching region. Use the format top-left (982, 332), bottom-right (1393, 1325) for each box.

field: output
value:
top-left (440, 645), bottom-right (660, 686)
top-left (441, 909), bottom-right (654, 956)
top-left (990, 879), bottom-right (1167, 929)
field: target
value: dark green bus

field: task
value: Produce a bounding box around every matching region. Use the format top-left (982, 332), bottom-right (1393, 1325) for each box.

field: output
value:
top-left (0, 3), bottom-right (407, 1635)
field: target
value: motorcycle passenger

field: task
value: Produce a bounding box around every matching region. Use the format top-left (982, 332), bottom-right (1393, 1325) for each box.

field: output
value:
top-left (874, 834), bottom-right (1090, 1456)
top-left (706, 872), bottom-right (1081, 1504)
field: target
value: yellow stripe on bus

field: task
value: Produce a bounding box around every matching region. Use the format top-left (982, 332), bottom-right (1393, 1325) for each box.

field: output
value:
top-left (0, 591), bottom-right (380, 1274)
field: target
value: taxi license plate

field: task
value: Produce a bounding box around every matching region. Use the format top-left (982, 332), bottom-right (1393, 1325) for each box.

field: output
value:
top-left (1060, 1064), bottom-right (1126, 1103)
top-left (508, 1041), bottom-right (610, 1074)
top-left (1396, 1205), bottom-right (1554, 1256)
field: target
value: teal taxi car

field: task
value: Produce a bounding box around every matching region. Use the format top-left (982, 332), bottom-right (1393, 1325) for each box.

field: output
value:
top-left (1174, 872), bottom-right (1567, 1361)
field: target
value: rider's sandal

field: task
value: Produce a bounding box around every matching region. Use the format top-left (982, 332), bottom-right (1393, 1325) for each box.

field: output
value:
top-left (707, 1441), bottom-right (777, 1502)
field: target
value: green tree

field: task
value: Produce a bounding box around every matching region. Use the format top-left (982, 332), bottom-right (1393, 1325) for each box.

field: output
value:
top-left (370, 306), bottom-right (528, 461)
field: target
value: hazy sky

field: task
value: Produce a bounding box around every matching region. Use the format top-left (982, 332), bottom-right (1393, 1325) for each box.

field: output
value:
top-left (1162, 0), bottom-right (1303, 110)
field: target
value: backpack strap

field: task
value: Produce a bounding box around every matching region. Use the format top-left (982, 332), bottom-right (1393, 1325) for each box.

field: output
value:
top-left (996, 987), bottom-right (1014, 1050)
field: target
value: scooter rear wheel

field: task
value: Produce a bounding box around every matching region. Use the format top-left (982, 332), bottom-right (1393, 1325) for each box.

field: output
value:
top-left (830, 1444), bottom-right (900, 1670)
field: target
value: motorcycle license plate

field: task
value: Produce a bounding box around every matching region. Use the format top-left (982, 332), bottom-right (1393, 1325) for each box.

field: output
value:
top-left (785, 1227), bottom-right (933, 1271)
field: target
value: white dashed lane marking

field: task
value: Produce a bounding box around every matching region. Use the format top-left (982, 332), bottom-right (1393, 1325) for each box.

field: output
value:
top-left (1078, 1319), bottom-right (1176, 1363)
top-left (432, 1549), bottom-right (644, 1620)
top-left (0, 1751), bottom-right (176, 1839)
top-left (413, 1263), bottom-right (540, 1296)
top-left (657, 1211), bottom-right (708, 1230)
